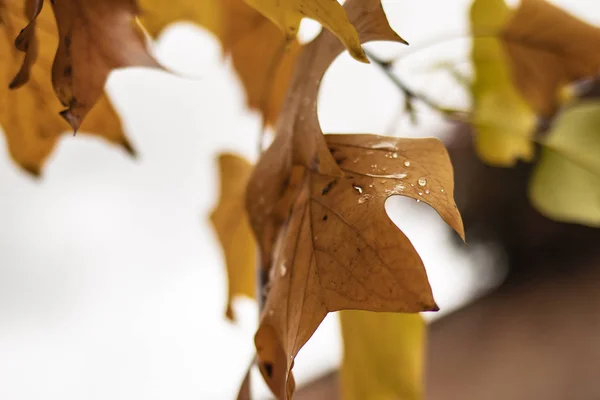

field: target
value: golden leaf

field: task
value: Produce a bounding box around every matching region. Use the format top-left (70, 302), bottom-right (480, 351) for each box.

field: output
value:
top-left (243, 0), bottom-right (367, 62)
top-left (209, 153), bottom-right (257, 320)
top-left (245, 0), bottom-right (461, 398)
top-left (0, 0), bottom-right (134, 175)
top-left (339, 311), bottom-right (425, 400)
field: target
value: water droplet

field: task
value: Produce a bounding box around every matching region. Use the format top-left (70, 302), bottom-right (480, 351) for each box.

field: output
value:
top-left (353, 158), bottom-right (359, 164)
top-left (425, 189), bottom-right (430, 194)
top-left (371, 164), bottom-right (378, 169)
top-left (392, 152), bottom-right (398, 158)
top-left (394, 184), bottom-right (405, 192)
top-left (353, 185), bottom-right (363, 194)
top-left (410, 183), bottom-right (415, 187)
top-left (369, 184), bottom-right (374, 188)
top-left (416, 199), bottom-right (421, 203)
top-left (280, 261), bottom-right (287, 277)
top-left (418, 192), bottom-right (423, 196)
top-left (381, 180), bottom-right (387, 184)
top-left (404, 161), bottom-right (411, 167)
top-left (440, 188), bottom-right (445, 193)
top-left (371, 141), bottom-right (397, 151)
top-left (418, 177), bottom-right (427, 187)
top-left (358, 194), bottom-right (371, 204)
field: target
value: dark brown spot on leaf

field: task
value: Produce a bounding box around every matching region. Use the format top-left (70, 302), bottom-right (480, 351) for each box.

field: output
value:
top-left (264, 362), bottom-right (273, 378)
top-left (321, 179), bottom-right (338, 196)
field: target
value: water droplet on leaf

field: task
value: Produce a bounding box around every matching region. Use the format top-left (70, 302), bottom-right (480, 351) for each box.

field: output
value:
top-left (280, 261), bottom-right (287, 277)
top-left (404, 161), bottom-right (411, 167)
top-left (418, 177), bottom-right (427, 187)
top-left (353, 185), bottom-right (363, 194)
top-left (358, 194), bottom-right (371, 204)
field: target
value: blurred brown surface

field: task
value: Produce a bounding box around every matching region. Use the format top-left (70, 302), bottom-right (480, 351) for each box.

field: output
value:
top-left (296, 258), bottom-right (600, 399)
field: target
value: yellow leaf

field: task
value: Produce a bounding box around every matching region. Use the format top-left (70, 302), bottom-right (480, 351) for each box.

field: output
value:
top-left (470, 0), bottom-right (536, 166)
top-left (243, 0), bottom-right (367, 62)
top-left (209, 153), bottom-right (257, 320)
top-left (339, 311), bottom-right (425, 400)
top-left (138, 0), bottom-right (223, 39)
top-left (0, 0), bottom-right (134, 175)
top-left (530, 101), bottom-right (600, 226)
top-left (139, 0), bottom-right (300, 127)
top-left (245, 1), bottom-right (460, 398)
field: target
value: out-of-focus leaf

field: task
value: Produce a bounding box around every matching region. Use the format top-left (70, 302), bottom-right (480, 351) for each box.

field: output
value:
top-left (501, 0), bottom-right (600, 117)
top-left (470, 0), bottom-right (536, 166)
top-left (530, 101), bottom-right (600, 226)
top-left (339, 311), bottom-right (425, 400)
top-left (210, 153), bottom-right (257, 320)
top-left (0, 0), bottom-right (134, 175)
top-left (139, 0), bottom-right (300, 127)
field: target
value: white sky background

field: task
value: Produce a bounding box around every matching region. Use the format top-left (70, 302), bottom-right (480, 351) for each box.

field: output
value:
top-left (1, 1), bottom-right (599, 399)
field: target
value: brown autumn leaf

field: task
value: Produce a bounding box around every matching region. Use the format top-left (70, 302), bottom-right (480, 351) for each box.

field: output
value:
top-left (14, 0), bottom-right (159, 131)
top-left (209, 153), bottom-right (257, 321)
top-left (139, 0), bottom-right (300, 126)
top-left (500, 0), bottom-right (600, 117)
top-left (245, 0), bottom-right (464, 398)
top-left (0, 0), bottom-right (134, 175)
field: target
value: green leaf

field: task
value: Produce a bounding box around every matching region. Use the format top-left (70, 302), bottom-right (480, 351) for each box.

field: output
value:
top-left (530, 101), bottom-right (600, 226)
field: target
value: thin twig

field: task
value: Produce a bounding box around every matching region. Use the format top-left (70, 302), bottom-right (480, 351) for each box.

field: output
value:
top-left (364, 49), bottom-right (470, 123)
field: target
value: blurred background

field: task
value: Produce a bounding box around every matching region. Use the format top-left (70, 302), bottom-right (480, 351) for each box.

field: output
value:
top-left (1, 1), bottom-right (599, 399)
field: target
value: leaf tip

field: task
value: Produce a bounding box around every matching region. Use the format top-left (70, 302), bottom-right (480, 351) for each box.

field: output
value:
top-left (226, 304), bottom-right (235, 321)
top-left (350, 45), bottom-right (370, 63)
top-left (120, 138), bottom-right (138, 158)
top-left (8, 74), bottom-right (27, 90)
top-left (21, 163), bottom-right (42, 178)
top-left (59, 109), bottom-right (82, 134)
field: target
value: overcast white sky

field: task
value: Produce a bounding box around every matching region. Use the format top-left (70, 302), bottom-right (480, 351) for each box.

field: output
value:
top-left (1, 1), bottom-right (598, 399)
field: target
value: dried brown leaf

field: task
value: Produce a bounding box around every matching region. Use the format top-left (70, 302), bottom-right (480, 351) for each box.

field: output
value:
top-left (1, 0), bottom-right (134, 174)
top-left (245, 0), bottom-right (463, 398)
